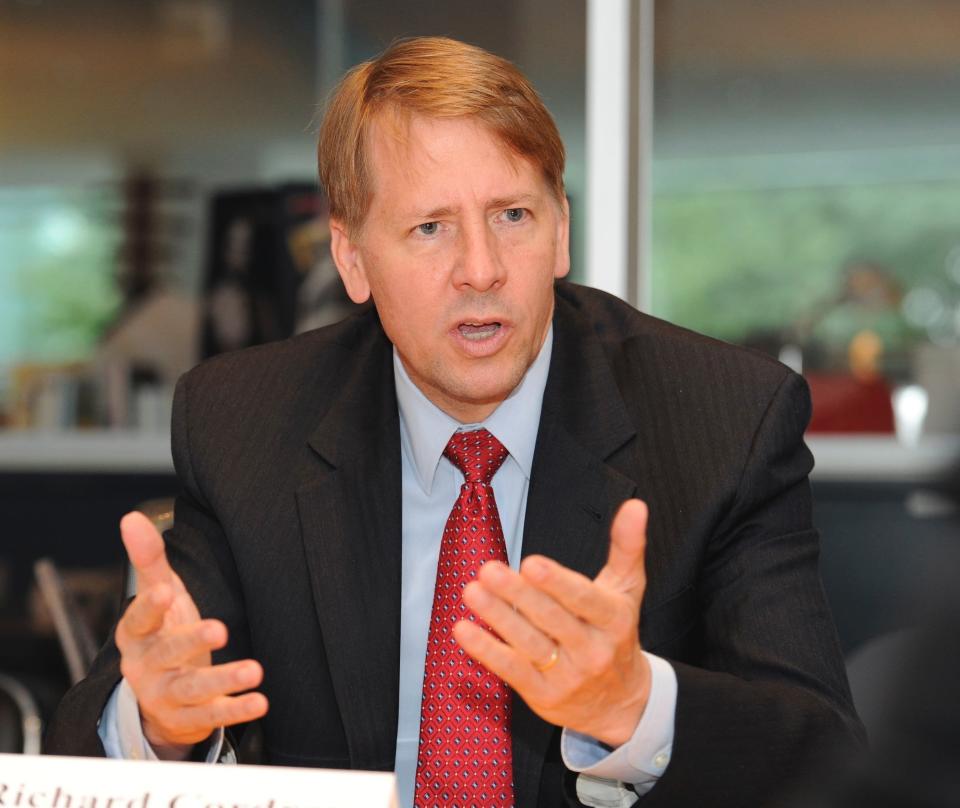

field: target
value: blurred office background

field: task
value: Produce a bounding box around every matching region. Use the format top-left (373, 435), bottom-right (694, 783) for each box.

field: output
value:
top-left (1, 0), bottom-right (958, 751)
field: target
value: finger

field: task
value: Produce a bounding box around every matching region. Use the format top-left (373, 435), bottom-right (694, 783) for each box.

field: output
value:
top-left (462, 580), bottom-right (558, 666)
top-left (121, 511), bottom-right (177, 591)
top-left (520, 556), bottom-right (623, 628)
top-left (453, 619), bottom-right (540, 693)
top-left (142, 620), bottom-right (227, 670)
top-left (119, 584), bottom-right (174, 640)
top-left (167, 660), bottom-right (263, 706)
top-left (595, 499), bottom-right (648, 596)
top-left (476, 561), bottom-right (591, 649)
top-left (174, 692), bottom-right (270, 732)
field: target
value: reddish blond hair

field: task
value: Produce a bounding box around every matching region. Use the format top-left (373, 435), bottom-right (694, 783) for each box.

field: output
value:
top-left (318, 36), bottom-right (566, 233)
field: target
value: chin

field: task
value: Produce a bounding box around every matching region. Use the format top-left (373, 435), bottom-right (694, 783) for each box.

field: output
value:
top-left (449, 363), bottom-right (529, 412)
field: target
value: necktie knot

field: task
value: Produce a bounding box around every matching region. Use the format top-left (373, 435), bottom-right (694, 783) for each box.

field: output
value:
top-left (443, 428), bottom-right (508, 485)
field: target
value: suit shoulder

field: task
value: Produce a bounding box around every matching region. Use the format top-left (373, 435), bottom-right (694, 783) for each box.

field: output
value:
top-left (179, 306), bottom-right (380, 395)
top-left (557, 281), bottom-right (795, 391)
top-left (170, 305), bottom-right (391, 492)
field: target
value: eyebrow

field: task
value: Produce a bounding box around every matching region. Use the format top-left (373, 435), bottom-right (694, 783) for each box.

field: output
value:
top-left (410, 193), bottom-right (540, 222)
top-left (414, 205), bottom-right (457, 221)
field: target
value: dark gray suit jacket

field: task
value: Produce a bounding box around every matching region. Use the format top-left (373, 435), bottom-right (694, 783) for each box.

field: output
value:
top-left (46, 282), bottom-right (864, 806)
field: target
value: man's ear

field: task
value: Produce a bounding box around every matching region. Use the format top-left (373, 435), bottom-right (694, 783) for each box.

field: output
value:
top-left (553, 196), bottom-right (571, 280)
top-left (329, 218), bottom-right (371, 303)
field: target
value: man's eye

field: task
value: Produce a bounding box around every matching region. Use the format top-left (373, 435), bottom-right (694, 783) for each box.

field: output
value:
top-left (417, 222), bottom-right (439, 236)
top-left (504, 208), bottom-right (525, 222)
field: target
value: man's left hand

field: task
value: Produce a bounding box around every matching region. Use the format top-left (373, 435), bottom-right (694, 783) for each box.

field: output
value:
top-left (454, 498), bottom-right (651, 747)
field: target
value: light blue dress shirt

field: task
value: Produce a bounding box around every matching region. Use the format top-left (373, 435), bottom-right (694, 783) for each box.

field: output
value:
top-left (100, 324), bottom-right (676, 807)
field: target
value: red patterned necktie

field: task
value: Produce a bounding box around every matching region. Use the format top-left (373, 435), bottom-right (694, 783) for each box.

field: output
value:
top-left (413, 428), bottom-right (514, 808)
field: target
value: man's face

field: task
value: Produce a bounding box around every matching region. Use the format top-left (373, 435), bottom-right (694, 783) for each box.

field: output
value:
top-left (330, 114), bottom-right (570, 422)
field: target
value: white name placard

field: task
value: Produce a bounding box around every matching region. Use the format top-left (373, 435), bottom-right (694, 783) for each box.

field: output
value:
top-left (0, 755), bottom-right (396, 808)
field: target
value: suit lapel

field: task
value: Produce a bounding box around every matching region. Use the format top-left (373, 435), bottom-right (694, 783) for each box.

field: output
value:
top-left (295, 320), bottom-right (403, 771)
top-left (512, 288), bottom-right (639, 806)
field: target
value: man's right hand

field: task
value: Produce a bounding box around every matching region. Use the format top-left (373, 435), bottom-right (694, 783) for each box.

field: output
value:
top-left (114, 511), bottom-right (269, 760)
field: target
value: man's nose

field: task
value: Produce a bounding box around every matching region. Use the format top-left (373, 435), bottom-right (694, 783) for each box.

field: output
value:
top-left (453, 225), bottom-right (506, 292)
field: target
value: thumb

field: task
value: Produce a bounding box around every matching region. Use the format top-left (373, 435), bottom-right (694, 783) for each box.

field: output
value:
top-left (120, 511), bottom-right (176, 591)
top-left (595, 499), bottom-right (648, 601)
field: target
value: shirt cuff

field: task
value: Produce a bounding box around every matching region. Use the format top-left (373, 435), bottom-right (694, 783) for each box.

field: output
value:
top-left (97, 677), bottom-right (226, 763)
top-left (560, 652), bottom-right (677, 794)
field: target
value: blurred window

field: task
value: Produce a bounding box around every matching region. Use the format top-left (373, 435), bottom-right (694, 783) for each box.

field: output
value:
top-left (0, 0), bottom-right (586, 429)
top-left (651, 0), bottom-right (960, 434)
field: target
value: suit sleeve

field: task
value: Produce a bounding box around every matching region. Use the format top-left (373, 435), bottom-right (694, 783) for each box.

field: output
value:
top-left (640, 371), bottom-right (865, 806)
top-left (43, 370), bottom-right (252, 756)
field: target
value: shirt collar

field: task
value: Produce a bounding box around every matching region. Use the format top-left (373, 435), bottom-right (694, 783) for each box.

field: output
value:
top-left (394, 325), bottom-right (553, 495)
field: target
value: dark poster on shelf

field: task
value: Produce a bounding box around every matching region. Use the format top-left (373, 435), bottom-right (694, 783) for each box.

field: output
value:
top-left (200, 184), bottom-right (354, 359)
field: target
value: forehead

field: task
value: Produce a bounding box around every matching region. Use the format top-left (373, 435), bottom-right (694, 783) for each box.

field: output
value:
top-left (364, 112), bottom-right (534, 203)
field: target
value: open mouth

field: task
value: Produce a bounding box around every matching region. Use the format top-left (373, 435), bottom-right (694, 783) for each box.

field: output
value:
top-left (457, 322), bottom-right (502, 341)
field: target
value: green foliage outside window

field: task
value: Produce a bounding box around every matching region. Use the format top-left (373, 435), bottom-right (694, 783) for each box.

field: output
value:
top-left (651, 181), bottom-right (960, 371)
top-left (0, 188), bottom-right (122, 367)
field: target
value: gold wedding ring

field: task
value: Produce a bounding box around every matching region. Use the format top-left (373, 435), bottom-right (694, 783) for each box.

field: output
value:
top-left (534, 646), bottom-right (559, 673)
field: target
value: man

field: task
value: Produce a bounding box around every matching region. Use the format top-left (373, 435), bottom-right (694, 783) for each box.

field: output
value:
top-left (45, 37), bottom-right (863, 807)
